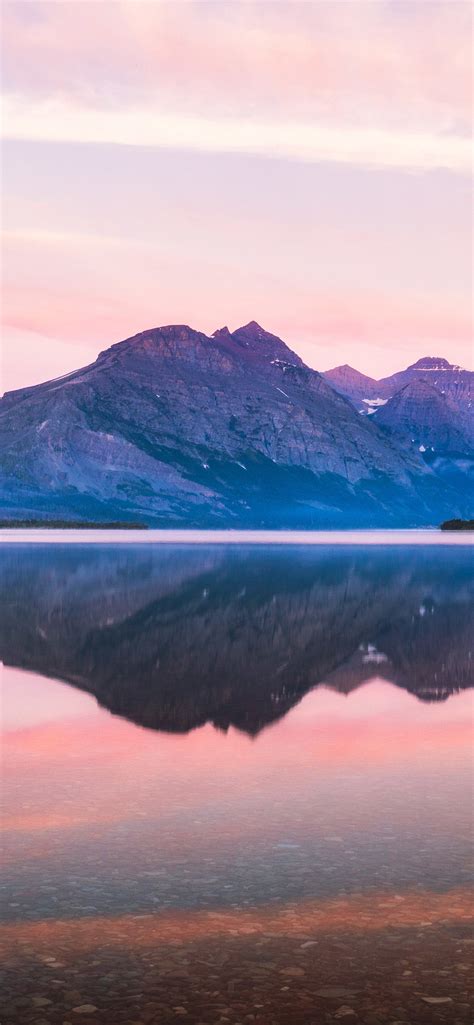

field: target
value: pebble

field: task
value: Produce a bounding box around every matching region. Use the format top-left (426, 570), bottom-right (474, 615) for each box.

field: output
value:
top-left (2, 898), bottom-right (472, 1025)
top-left (420, 996), bottom-right (453, 1004)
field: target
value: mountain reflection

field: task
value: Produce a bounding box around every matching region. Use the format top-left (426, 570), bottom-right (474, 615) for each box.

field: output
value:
top-left (1, 545), bottom-right (472, 734)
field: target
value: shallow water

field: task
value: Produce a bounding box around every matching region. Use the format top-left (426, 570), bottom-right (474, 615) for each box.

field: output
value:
top-left (1, 543), bottom-right (473, 1024)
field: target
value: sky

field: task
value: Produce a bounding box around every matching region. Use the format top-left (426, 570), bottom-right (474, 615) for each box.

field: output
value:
top-left (1, 0), bottom-right (472, 393)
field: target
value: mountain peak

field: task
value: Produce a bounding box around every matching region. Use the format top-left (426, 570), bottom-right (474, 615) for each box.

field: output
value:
top-left (408, 356), bottom-right (453, 371)
top-left (372, 377), bottom-right (472, 456)
top-left (233, 320), bottom-right (272, 341)
top-left (230, 322), bottom-right (304, 366)
top-left (96, 324), bottom-right (211, 365)
top-left (212, 326), bottom-right (232, 340)
top-left (325, 363), bottom-right (376, 381)
top-left (322, 364), bottom-right (379, 404)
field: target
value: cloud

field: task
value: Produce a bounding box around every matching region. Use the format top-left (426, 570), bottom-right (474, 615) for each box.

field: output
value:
top-left (2, 2), bottom-right (471, 125)
top-left (2, 96), bottom-right (471, 174)
top-left (1, 0), bottom-right (472, 173)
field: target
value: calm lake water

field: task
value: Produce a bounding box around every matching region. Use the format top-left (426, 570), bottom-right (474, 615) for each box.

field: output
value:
top-left (1, 540), bottom-right (473, 1025)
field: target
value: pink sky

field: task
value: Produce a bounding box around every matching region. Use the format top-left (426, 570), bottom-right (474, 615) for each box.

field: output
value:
top-left (1, 1), bottom-right (472, 392)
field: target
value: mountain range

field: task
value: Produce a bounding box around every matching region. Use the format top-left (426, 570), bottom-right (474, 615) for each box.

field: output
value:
top-left (1, 545), bottom-right (471, 735)
top-left (0, 322), bottom-right (472, 526)
top-left (323, 356), bottom-right (472, 419)
top-left (324, 356), bottom-right (473, 498)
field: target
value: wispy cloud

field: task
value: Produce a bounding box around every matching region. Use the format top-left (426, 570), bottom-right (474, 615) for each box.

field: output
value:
top-left (2, 0), bottom-right (472, 173)
top-left (3, 96), bottom-right (471, 174)
top-left (2, 2), bottom-right (471, 122)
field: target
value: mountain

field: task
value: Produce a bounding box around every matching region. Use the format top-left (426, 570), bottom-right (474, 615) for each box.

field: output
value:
top-left (322, 364), bottom-right (380, 411)
top-left (323, 354), bottom-right (473, 496)
top-left (323, 355), bottom-right (473, 426)
top-left (373, 379), bottom-right (473, 452)
top-left (0, 323), bottom-right (469, 526)
top-left (1, 546), bottom-right (471, 735)
top-left (378, 357), bottom-right (473, 428)
top-left (213, 320), bottom-right (304, 367)
top-left (372, 380), bottom-right (474, 496)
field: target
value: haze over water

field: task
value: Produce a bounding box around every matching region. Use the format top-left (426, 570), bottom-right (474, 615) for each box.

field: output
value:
top-left (1, 540), bottom-right (473, 1024)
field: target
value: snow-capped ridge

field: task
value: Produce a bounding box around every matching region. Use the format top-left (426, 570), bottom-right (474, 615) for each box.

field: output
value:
top-left (408, 356), bottom-right (457, 372)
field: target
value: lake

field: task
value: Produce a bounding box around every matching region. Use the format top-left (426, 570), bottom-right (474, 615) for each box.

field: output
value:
top-left (1, 538), bottom-right (473, 1025)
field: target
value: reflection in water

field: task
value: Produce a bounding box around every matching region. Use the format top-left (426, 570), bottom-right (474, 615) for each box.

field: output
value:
top-left (0, 545), bottom-right (472, 734)
top-left (1, 543), bottom-right (473, 1024)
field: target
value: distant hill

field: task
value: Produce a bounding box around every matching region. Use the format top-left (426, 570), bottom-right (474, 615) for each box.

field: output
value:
top-left (0, 323), bottom-right (470, 526)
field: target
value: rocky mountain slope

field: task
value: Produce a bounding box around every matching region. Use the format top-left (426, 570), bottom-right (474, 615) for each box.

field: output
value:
top-left (0, 323), bottom-right (469, 526)
top-left (373, 380), bottom-right (473, 450)
top-left (1, 546), bottom-right (471, 735)
top-left (372, 380), bottom-right (474, 496)
top-left (379, 357), bottom-right (473, 423)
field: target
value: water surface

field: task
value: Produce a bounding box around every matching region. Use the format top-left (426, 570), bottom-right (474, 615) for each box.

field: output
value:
top-left (1, 543), bottom-right (473, 1024)
top-left (0, 527), bottom-right (472, 544)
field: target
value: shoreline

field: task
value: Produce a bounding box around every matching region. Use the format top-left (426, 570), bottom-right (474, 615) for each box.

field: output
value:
top-left (0, 528), bottom-right (472, 545)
